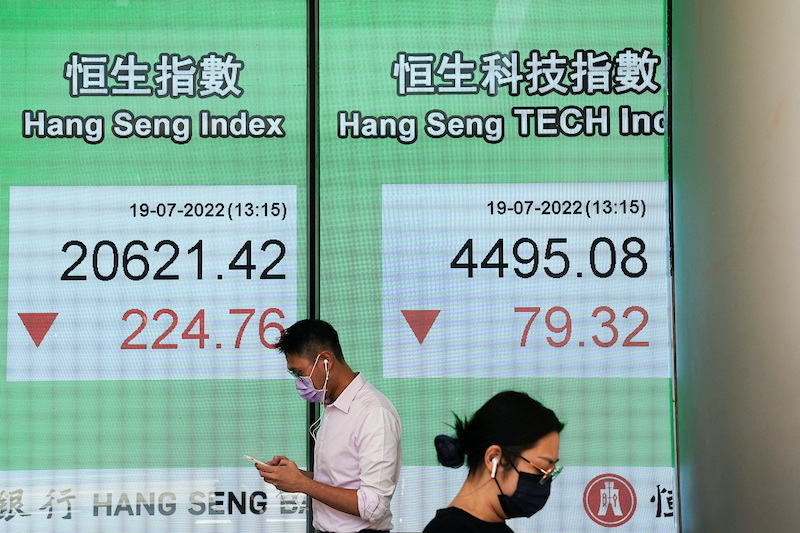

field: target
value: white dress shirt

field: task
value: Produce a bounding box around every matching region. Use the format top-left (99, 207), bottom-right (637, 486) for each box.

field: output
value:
top-left (313, 372), bottom-right (402, 532)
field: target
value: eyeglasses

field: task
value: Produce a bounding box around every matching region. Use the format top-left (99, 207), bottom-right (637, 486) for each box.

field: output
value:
top-left (287, 356), bottom-right (317, 379)
top-left (505, 449), bottom-right (562, 485)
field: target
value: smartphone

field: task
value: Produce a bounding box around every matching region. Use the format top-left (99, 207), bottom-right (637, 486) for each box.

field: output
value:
top-left (244, 455), bottom-right (267, 466)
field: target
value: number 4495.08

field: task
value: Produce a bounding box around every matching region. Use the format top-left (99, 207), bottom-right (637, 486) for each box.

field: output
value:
top-left (451, 237), bottom-right (647, 279)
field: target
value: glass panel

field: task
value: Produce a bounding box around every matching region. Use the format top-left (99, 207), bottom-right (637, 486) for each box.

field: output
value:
top-left (319, 1), bottom-right (675, 531)
top-left (0, 2), bottom-right (308, 531)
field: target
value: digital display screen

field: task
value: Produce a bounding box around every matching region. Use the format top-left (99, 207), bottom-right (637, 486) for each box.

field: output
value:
top-left (1, 2), bottom-right (309, 531)
top-left (1, 1), bottom-right (674, 532)
top-left (319, 1), bottom-right (675, 531)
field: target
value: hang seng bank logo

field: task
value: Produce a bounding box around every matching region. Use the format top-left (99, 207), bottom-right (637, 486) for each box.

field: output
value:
top-left (583, 474), bottom-right (637, 527)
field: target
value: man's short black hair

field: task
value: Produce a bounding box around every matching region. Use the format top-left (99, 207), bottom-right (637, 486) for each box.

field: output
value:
top-left (275, 319), bottom-right (345, 362)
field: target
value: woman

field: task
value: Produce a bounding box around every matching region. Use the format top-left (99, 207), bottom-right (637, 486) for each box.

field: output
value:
top-left (423, 391), bottom-right (564, 532)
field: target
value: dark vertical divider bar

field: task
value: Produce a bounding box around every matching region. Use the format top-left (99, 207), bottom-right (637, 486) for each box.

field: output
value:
top-left (307, 1), bottom-right (320, 532)
top-left (666, 0), bottom-right (681, 531)
top-left (307, 0), bottom-right (320, 317)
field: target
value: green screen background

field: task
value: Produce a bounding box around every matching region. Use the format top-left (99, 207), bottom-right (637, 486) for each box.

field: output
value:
top-left (0, 1), bottom-right (308, 470)
top-left (318, 0), bottom-right (671, 469)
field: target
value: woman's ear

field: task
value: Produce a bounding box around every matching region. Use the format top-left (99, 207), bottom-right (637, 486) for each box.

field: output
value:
top-left (483, 444), bottom-right (503, 477)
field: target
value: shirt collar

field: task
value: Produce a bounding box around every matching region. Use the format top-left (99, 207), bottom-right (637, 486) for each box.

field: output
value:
top-left (328, 372), bottom-right (365, 414)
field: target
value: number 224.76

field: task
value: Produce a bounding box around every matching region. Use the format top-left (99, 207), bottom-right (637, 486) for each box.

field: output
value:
top-left (122, 308), bottom-right (284, 350)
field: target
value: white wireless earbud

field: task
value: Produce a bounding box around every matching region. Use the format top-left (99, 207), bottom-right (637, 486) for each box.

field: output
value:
top-left (491, 457), bottom-right (499, 479)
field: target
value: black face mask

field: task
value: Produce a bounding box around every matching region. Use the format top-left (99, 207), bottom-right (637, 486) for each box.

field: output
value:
top-left (495, 468), bottom-right (552, 518)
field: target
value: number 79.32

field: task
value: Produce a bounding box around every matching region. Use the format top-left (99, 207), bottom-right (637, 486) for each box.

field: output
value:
top-left (514, 306), bottom-right (649, 348)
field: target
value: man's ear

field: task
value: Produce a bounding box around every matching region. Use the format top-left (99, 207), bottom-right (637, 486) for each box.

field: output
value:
top-left (319, 351), bottom-right (333, 371)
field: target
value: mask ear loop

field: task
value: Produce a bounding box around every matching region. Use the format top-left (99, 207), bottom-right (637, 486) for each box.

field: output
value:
top-left (309, 359), bottom-right (330, 443)
top-left (492, 456), bottom-right (507, 496)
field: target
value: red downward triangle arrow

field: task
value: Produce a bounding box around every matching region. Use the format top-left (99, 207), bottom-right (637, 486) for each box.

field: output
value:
top-left (401, 310), bottom-right (440, 344)
top-left (18, 313), bottom-right (58, 347)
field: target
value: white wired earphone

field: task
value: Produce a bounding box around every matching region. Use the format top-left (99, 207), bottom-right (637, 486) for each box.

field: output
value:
top-left (310, 358), bottom-right (331, 442)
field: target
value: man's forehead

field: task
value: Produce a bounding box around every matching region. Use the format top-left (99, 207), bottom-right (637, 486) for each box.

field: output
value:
top-left (285, 353), bottom-right (313, 368)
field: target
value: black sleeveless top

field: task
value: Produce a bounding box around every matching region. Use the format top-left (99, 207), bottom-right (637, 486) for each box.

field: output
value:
top-left (422, 507), bottom-right (514, 533)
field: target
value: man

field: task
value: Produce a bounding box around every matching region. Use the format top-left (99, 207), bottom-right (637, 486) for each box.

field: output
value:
top-left (256, 319), bottom-right (402, 533)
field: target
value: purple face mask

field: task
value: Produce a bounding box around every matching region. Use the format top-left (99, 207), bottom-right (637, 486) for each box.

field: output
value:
top-left (295, 356), bottom-right (328, 403)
